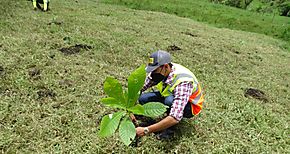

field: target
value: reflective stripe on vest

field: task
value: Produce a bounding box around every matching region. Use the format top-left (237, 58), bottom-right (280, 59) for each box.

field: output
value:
top-left (189, 83), bottom-right (204, 115)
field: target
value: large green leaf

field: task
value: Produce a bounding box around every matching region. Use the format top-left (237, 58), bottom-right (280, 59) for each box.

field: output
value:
top-left (99, 111), bottom-right (125, 137)
top-left (127, 65), bottom-right (146, 108)
top-left (142, 102), bottom-right (168, 117)
top-left (100, 97), bottom-right (126, 109)
top-left (127, 104), bottom-right (144, 115)
top-left (104, 77), bottom-right (125, 104)
top-left (119, 118), bottom-right (136, 146)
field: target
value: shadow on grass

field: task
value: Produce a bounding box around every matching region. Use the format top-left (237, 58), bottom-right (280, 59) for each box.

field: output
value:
top-left (154, 118), bottom-right (203, 152)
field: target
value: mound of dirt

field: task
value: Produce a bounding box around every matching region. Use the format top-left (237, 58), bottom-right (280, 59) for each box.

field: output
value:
top-left (244, 88), bottom-right (268, 102)
top-left (59, 79), bottom-right (73, 88)
top-left (167, 45), bottom-right (181, 52)
top-left (28, 67), bottom-right (41, 78)
top-left (37, 87), bottom-right (57, 99)
top-left (0, 65), bottom-right (4, 76)
top-left (182, 32), bottom-right (198, 37)
top-left (48, 21), bottom-right (63, 25)
top-left (59, 44), bottom-right (92, 55)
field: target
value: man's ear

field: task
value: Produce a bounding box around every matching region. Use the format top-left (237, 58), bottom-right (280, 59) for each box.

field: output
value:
top-left (164, 64), bottom-right (169, 69)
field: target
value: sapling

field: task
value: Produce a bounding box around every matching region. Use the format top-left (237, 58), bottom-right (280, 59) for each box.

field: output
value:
top-left (98, 65), bottom-right (168, 146)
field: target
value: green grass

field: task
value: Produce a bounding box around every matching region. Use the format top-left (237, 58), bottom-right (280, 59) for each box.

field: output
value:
top-left (101, 0), bottom-right (290, 51)
top-left (1, 0), bottom-right (290, 153)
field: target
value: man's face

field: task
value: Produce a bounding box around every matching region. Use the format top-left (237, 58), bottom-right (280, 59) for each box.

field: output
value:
top-left (153, 65), bottom-right (167, 76)
top-left (150, 64), bottom-right (169, 83)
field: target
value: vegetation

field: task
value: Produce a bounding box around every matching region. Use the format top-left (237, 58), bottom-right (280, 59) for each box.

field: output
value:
top-left (1, 0), bottom-right (289, 153)
top-left (210, 0), bottom-right (290, 16)
top-left (102, 0), bottom-right (290, 50)
top-left (210, 0), bottom-right (255, 9)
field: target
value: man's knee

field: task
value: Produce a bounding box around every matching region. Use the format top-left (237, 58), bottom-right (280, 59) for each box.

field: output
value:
top-left (138, 94), bottom-right (147, 105)
top-left (138, 92), bottom-right (162, 105)
top-left (164, 95), bottom-right (174, 106)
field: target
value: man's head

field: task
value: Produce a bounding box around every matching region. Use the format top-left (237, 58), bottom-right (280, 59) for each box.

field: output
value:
top-left (146, 50), bottom-right (171, 73)
top-left (146, 50), bottom-right (172, 83)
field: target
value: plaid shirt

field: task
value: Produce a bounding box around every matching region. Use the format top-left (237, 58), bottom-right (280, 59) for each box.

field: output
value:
top-left (141, 65), bottom-right (194, 121)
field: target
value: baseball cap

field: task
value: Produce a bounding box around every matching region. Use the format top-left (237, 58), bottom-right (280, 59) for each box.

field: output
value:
top-left (145, 50), bottom-right (171, 73)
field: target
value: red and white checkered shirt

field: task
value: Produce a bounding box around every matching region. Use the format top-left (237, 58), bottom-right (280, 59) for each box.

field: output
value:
top-left (141, 65), bottom-right (194, 121)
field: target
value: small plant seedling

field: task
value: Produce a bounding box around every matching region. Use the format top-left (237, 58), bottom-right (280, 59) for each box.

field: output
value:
top-left (98, 65), bottom-right (168, 146)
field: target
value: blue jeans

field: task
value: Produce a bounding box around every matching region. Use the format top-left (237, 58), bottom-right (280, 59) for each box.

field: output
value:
top-left (138, 92), bottom-right (193, 118)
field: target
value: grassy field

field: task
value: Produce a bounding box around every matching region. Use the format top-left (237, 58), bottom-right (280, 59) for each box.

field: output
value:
top-left (102, 0), bottom-right (290, 51)
top-left (1, 0), bottom-right (290, 153)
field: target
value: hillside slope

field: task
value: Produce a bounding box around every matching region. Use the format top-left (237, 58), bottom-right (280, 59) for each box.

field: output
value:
top-left (0, 0), bottom-right (289, 153)
top-left (101, 0), bottom-right (290, 50)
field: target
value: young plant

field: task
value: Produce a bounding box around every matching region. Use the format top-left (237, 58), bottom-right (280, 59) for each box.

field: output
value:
top-left (98, 65), bottom-right (168, 146)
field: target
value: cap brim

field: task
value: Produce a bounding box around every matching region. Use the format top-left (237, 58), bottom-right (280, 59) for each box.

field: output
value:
top-left (145, 65), bottom-right (159, 73)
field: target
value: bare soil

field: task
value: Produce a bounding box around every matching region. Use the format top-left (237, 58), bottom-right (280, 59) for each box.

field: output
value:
top-left (37, 87), bottom-right (57, 99)
top-left (59, 44), bottom-right (92, 55)
top-left (244, 88), bottom-right (268, 102)
top-left (167, 45), bottom-right (181, 52)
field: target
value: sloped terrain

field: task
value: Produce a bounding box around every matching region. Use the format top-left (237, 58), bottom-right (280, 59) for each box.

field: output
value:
top-left (0, 0), bottom-right (289, 153)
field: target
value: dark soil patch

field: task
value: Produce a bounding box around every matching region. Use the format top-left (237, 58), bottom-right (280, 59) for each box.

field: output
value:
top-left (99, 13), bottom-right (111, 16)
top-left (182, 32), bottom-right (198, 37)
top-left (49, 54), bottom-right (55, 59)
top-left (244, 88), bottom-right (268, 102)
top-left (40, 113), bottom-right (49, 119)
top-left (37, 87), bottom-right (57, 99)
top-left (0, 65), bottom-right (4, 76)
top-left (167, 45), bottom-right (182, 52)
top-left (48, 21), bottom-right (63, 25)
top-left (60, 116), bottom-right (69, 125)
top-left (28, 67), bottom-right (41, 79)
top-left (234, 50), bottom-right (240, 54)
top-left (59, 79), bottom-right (73, 87)
top-left (59, 44), bottom-right (92, 55)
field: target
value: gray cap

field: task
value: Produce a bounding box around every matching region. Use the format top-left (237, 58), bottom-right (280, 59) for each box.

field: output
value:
top-left (145, 50), bottom-right (171, 73)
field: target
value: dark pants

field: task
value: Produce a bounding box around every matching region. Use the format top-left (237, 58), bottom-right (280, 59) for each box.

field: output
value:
top-left (138, 92), bottom-right (193, 119)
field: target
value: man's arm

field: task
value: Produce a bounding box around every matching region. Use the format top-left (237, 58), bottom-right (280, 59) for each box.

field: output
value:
top-left (136, 116), bottom-right (178, 137)
top-left (140, 74), bottom-right (155, 93)
top-left (136, 82), bottom-right (194, 136)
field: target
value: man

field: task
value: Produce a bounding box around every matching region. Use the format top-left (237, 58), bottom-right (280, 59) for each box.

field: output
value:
top-left (135, 50), bottom-right (204, 139)
top-left (32, 0), bottom-right (50, 11)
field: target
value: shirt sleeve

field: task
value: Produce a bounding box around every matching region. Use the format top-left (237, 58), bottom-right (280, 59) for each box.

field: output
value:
top-left (169, 81), bottom-right (194, 121)
top-left (140, 74), bottom-right (155, 93)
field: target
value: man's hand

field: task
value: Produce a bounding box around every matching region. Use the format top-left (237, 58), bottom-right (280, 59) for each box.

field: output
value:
top-left (129, 113), bottom-right (139, 126)
top-left (136, 116), bottom-right (178, 137)
top-left (136, 127), bottom-right (145, 137)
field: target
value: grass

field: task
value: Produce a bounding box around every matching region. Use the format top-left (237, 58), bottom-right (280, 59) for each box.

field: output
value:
top-left (101, 0), bottom-right (290, 51)
top-left (1, 0), bottom-right (290, 153)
